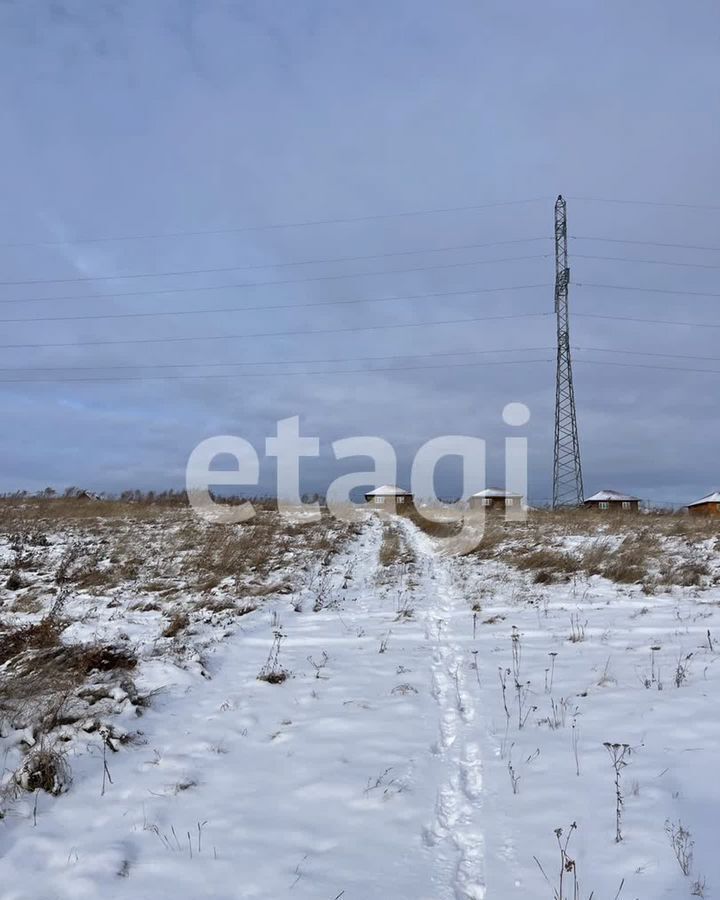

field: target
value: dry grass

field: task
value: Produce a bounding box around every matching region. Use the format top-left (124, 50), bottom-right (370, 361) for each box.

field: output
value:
top-left (379, 524), bottom-right (415, 568)
top-left (658, 557), bottom-right (711, 588)
top-left (13, 745), bottom-right (72, 796)
top-left (379, 526), bottom-right (403, 567)
top-left (0, 497), bottom-right (362, 818)
top-left (0, 586), bottom-right (138, 741)
top-left (1, 500), bottom-right (357, 608)
top-left (510, 548), bottom-right (583, 582)
top-left (3, 636), bottom-right (137, 692)
top-left (182, 509), bottom-right (355, 591)
top-left (401, 506), bottom-right (463, 540)
top-left (0, 494), bottom-right (188, 527)
top-left (193, 597), bottom-right (258, 616)
top-left (162, 610), bottom-right (190, 637)
top-left (507, 537), bottom-right (656, 586)
top-left (598, 535), bottom-right (656, 584)
top-left (0, 605), bottom-right (67, 667)
top-left (529, 508), bottom-right (720, 541)
top-left (469, 512), bottom-right (719, 587)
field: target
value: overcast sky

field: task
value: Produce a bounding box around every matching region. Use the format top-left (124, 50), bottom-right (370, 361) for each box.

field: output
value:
top-left (0, 0), bottom-right (718, 505)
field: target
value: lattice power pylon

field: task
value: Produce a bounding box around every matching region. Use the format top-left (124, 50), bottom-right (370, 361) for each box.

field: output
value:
top-left (552, 195), bottom-right (584, 508)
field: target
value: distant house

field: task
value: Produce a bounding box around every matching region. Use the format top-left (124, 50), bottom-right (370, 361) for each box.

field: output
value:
top-left (469, 488), bottom-right (524, 511)
top-left (77, 489), bottom-right (102, 502)
top-left (364, 485), bottom-right (413, 507)
top-left (687, 491), bottom-right (720, 517)
top-left (584, 490), bottom-right (640, 512)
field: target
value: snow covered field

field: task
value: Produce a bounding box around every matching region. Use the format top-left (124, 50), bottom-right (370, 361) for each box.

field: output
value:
top-left (2, 502), bottom-right (720, 899)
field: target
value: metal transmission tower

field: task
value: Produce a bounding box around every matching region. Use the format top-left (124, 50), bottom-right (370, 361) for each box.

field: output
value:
top-left (552, 195), bottom-right (584, 508)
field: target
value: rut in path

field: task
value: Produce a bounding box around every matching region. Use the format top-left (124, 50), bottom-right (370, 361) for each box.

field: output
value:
top-left (397, 518), bottom-right (486, 900)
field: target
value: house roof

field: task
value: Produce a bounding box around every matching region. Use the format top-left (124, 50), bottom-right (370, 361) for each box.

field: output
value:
top-left (471, 488), bottom-right (523, 499)
top-left (364, 484), bottom-right (412, 497)
top-left (688, 491), bottom-right (720, 507)
top-left (585, 490), bottom-right (640, 503)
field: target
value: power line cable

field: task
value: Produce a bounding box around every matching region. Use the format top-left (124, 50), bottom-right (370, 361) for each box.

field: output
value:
top-left (0, 197), bottom-right (550, 249)
top-left (0, 237), bottom-right (550, 286)
top-left (0, 357), bottom-right (553, 385)
top-left (574, 253), bottom-right (720, 271)
top-left (0, 282), bottom-right (551, 325)
top-left (576, 359), bottom-right (720, 376)
top-left (5, 275), bottom-right (716, 338)
top-left (577, 346), bottom-right (720, 364)
top-left (575, 282), bottom-right (720, 299)
top-left (10, 347), bottom-right (720, 383)
top-left (6, 306), bottom-right (720, 351)
top-left (5, 272), bottom-right (709, 311)
top-left (567, 195), bottom-right (720, 212)
top-left (0, 253), bottom-right (550, 305)
top-left (4, 343), bottom-right (712, 377)
top-left (0, 310), bottom-right (552, 351)
top-left (0, 345), bottom-right (554, 374)
top-left (572, 235), bottom-right (720, 253)
top-left (575, 312), bottom-right (720, 329)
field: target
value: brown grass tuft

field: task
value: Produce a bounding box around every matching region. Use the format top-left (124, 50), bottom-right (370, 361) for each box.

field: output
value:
top-left (0, 612), bottom-right (66, 667)
top-left (163, 611), bottom-right (190, 637)
top-left (14, 745), bottom-right (72, 796)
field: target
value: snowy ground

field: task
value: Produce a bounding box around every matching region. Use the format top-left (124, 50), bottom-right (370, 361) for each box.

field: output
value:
top-left (2, 506), bottom-right (720, 898)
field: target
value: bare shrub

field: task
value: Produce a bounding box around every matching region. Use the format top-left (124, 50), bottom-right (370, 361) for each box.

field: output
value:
top-left (604, 742), bottom-right (633, 843)
top-left (537, 696), bottom-right (574, 730)
top-left (533, 821), bottom-right (619, 900)
top-left (666, 819), bottom-right (694, 876)
top-left (674, 651), bottom-right (692, 688)
top-left (507, 744), bottom-right (520, 794)
top-left (257, 630), bottom-right (289, 684)
top-left (14, 744), bottom-right (72, 796)
top-left (55, 542), bottom-right (84, 585)
top-left (394, 592), bottom-right (414, 621)
top-left (308, 651), bottom-right (330, 679)
top-left (568, 613), bottom-right (586, 643)
top-left (5, 571), bottom-right (24, 591)
top-left (510, 627), bottom-right (536, 729)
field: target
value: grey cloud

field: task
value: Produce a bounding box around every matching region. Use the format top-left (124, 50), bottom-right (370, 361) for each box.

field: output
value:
top-left (0, 0), bottom-right (718, 505)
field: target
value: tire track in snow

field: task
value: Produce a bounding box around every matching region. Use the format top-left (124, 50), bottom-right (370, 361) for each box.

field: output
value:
top-left (398, 519), bottom-right (486, 900)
